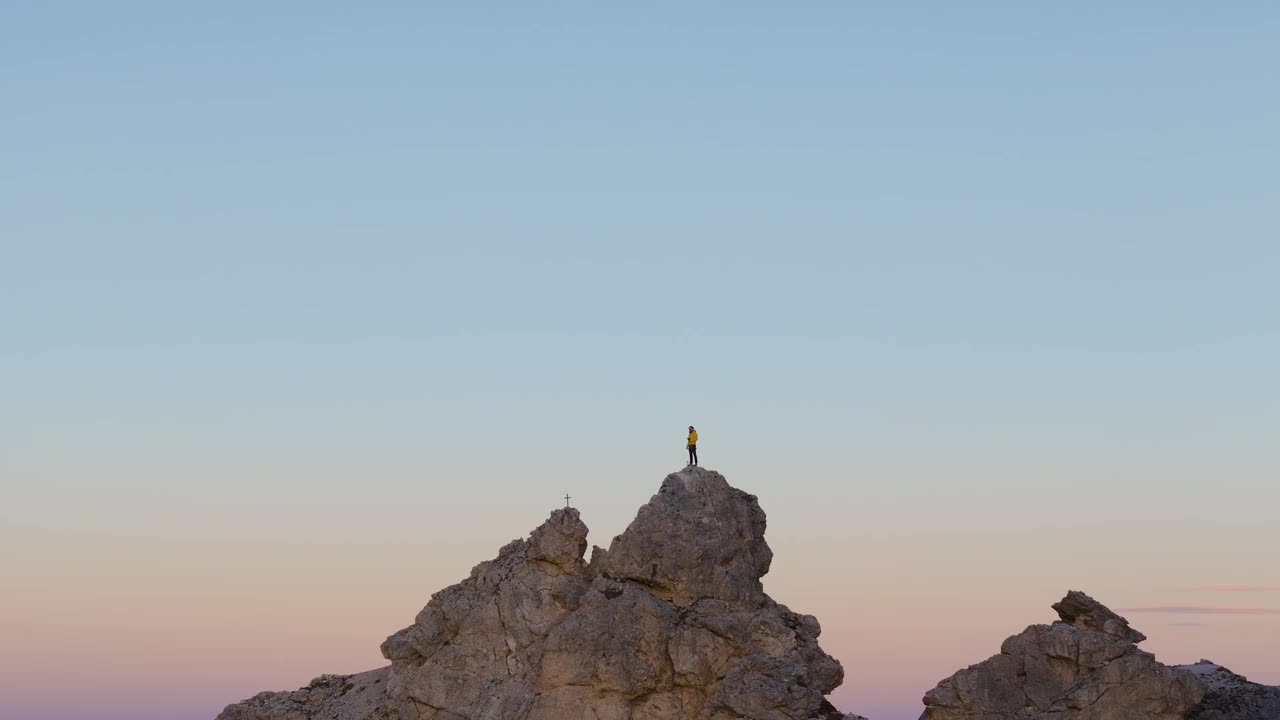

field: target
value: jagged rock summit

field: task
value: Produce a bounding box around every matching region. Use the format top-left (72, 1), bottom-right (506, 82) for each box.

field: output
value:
top-left (1050, 590), bottom-right (1146, 644)
top-left (920, 590), bottom-right (1204, 720)
top-left (218, 467), bottom-right (852, 720)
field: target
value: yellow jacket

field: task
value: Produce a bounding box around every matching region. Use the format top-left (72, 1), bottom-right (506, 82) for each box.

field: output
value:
top-left (687, 430), bottom-right (698, 447)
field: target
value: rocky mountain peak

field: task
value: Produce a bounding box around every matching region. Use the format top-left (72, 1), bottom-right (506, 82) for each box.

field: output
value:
top-left (216, 474), bottom-right (1271, 720)
top-left (595, 467), bottom-right (772, 608)
top-left (219, 467), bottom-right (847, 720)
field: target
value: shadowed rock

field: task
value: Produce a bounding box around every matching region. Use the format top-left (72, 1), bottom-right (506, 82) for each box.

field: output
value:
top-left (216, 669), bottom-right (393, 720)
top-left (1181, 661), bottom-right (1280, 720)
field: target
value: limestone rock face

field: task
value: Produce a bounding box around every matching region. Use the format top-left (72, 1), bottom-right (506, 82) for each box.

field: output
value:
top-left (216, 468), bottom-right (849, 720)
top-left (1181, 661), bottom-right (1280, 720)
top-left (920, 591), bottom-right (1203, 720)
top-left (594, 471), bottom-right (772, 608)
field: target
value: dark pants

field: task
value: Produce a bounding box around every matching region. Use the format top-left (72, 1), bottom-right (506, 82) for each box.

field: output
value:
top-left (687, 445), bottom-right (697, 465)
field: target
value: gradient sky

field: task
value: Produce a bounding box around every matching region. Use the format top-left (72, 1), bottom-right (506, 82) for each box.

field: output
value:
top-left (2, 3), bottom-right (1278, 720)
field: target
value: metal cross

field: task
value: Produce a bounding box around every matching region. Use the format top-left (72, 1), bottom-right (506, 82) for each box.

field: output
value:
top-left (564, 493), bottom-right (571, 508)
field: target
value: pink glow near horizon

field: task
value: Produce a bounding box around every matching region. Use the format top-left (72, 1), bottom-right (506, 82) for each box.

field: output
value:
top-left (1121, 606), bottom-right (1280, 615)
top-left (4, 455), bottom-right (1279, 720)
top-left (5, 476), bottom-right (1279, 720)
top-left (1176, 585), bottom-right (1280, 593)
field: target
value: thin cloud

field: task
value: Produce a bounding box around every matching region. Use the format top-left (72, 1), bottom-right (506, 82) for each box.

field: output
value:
top-left (1169, 622), bottom-right (1203, 627)
top-left (1177, 585), bottom-right (1280, 593)
top-left (1120, 606), bottom-right (1280, 615)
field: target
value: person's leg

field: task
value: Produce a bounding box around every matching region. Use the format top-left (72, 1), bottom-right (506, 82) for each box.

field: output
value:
top-left (692, 446), bottom-right (698, 466)
top-left (687, 446), bottom-right (694, 466)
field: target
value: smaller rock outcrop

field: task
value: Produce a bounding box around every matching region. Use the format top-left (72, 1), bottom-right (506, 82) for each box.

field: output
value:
top-left (920, 591), bottom-right (1203, 720)
top-left (217, 668), bottom-right (392, 720)
top-left (1181, 661), bottom-right (1280, 720)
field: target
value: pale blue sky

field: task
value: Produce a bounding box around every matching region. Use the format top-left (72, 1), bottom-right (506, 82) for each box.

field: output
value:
top-left (2, 4), bottom-right (1278, 720)
top-left (5, 2), bottom-right (1277, 451)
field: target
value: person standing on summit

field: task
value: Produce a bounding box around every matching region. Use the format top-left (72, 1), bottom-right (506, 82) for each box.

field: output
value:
top-left (686, 426), bottom-right (698, 467)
